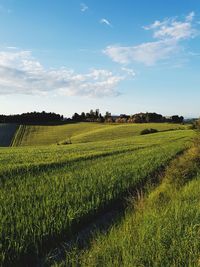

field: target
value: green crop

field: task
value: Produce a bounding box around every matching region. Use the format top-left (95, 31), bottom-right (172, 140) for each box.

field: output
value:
top-left (0, 130), bottom-right (194, 265)
top-left (68, 141), bottom-right (200, 267)
top-left (12, 122), bottom-right (188, 146)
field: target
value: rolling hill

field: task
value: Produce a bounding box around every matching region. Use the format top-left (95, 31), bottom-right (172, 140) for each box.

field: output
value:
top-left (11, 122), bottom-right (188, 146)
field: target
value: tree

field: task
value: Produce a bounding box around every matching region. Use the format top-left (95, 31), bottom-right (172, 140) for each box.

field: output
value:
top-left (72, 113), bottom-right (81, 121)
top-left (171, 115), bottom-right (184, 123)
top-left (198, 119), bottom-right (200, 128)
top-left (80, 112), bottom-right (86, 121)
top-left (195, 118), bottom-right (200, 130)
top-left (105, 111), bottom-right (111, 119)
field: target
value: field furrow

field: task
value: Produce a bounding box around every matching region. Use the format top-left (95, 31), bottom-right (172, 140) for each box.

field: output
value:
top-left (1, 133), bottom-right (191, 265)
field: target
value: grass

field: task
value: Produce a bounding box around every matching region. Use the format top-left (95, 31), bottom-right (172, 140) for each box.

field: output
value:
top-left (0, 123), bottom-right (18, 147)
top-left (0, 130), bottom-right (193, 177)
top-left (11, 122), bottom-right (188, 146)
top-left (64, 137), bottom-right (200, 267)
top-left (0, 130), bottom-right (193, 265)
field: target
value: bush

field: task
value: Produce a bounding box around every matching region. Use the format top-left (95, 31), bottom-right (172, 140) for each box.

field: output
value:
top-left (196, 119), bottom-right (200, 130)
top-left (57, 140), bottom-right (72, 145)
top-left (140, 128), bottom-right (158, 135)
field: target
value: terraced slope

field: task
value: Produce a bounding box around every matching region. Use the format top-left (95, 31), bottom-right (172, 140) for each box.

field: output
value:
top-left (12, 122), bottom-right (187, 146)
top-left (0, 123), bottom-right (18, 147)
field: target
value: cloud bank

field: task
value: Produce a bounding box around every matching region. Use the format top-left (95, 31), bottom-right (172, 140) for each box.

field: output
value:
top-left (0, 50), bottom-right (124, 97)
top-left (104, 12), bottom-right (198, 65)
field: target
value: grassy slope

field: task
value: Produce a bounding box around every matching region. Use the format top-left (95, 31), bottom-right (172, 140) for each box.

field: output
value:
top-left (0, 130), bottom-right (193, 175)
top-left (0, 131), bottom-right (193, 265)
top-left (12, 123), bottom-right (108, 146)
top-left (0, 123), bottom-right (18, 147)
top-left (12, 122), bottom-right (187, 146)
top-left (69, 139), bottom-right (200, 267)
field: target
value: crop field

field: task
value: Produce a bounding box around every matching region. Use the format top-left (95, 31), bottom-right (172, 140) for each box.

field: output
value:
top-left (11, 122), bottom-right (187, 146)
top-left (69, 143), bottom-right (200, 267)
top-left (0, 128), bottom-right (194, 265)
top-left (0, 123), bottom-right (18, 147)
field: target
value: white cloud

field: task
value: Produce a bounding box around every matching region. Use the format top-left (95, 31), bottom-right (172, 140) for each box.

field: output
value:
top-left (6, 46), bottom-right (18, 50)
top-left (104, 39), bottom-right (179, 65)
top-left (0, 50), bottom-right (125, 97)
top-left (100, 18), bottom-right (112, 27)
top-left (80, 3), bottom-right (88, 12)
top-left (186, 11), bottom-right (195, 22)
top-left (104, 12), bottom-right (198, 66)
top-left (121, 67), bottom-right (136, 77)
top-left (145, 14), bottom-right (197, 40)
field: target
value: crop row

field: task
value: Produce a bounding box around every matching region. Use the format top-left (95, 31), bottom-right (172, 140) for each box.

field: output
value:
top-left (70, 144), bottom-right (200, 267)
top-left (0, 130), bottom-right (193, 178)
top-left (1, 136), bottom-right (190, 265)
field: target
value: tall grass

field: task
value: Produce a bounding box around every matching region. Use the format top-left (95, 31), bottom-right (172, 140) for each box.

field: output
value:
top-left (0, 131), bottom-right (192, 265)
top-left (0, 130), bottom-right (193, 179)
top-left (69, 138), bottom-right (200, 267)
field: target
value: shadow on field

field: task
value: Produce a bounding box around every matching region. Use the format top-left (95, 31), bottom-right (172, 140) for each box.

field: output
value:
top-left (41, 150), bottom-right (185, 267)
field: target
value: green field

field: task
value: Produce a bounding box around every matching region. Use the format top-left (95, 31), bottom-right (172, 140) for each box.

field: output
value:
top-left (12, 122), bottom-right (187, 146)
top-left (0, 123), bottom-right (18, 147)
top-left (69, 144), bottom-right (200, 267)
top-left (0, 122), bottom-right (199, 266)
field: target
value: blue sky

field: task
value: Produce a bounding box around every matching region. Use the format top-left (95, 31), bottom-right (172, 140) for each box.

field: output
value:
top-left (0, 0), bottom-right (200, 117)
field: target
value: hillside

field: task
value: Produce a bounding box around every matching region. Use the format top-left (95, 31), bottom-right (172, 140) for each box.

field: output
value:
top-left (12, 122), bottom-right (188, 146)
top-left (0, 129), bottom-right (195, 265)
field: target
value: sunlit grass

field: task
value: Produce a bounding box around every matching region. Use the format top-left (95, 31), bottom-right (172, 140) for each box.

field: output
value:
top-left (67, 141), bottom-right (200, 267)
top-left (0, 130), bottom-right (193, 265)
top-left (12, 122), bottom-right (188, 146)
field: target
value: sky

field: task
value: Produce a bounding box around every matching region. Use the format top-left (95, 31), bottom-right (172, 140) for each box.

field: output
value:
top-left (0, 0), bottom-right (200, 118)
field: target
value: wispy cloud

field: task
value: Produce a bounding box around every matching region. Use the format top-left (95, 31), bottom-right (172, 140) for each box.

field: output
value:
top-left (144, 12), bottom-right (197, 40)
top-left (6, 46), bottom-right (18, 50)
top-left (100, 18), bottom-right (112, 27)
top-left (104, 39), bottom-right (179, 65)
top-left (104, 12), bottom-right (198, 66)
top-left (0, 49), bottom-right (125, 97)
top-left (121, 67), bottom-right (136, 78)
top-left (80, 3), bottom-right (88, 12)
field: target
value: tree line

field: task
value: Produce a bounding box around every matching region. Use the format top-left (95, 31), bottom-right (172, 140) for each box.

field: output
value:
top-left (0, 111), bottom-right (64, 124)
top-left (0, 110), bottom-right (185, 124)
top-left (72, 110), bottom-right (184, 123)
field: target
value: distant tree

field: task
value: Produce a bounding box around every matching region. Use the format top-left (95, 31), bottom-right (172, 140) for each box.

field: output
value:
top-left (95, 109), bottom-right (100, 118)
top-left (104, 111), bottom-right (111, 120)
top-left (171, 115), bottom-right (184, 123)
top-left (132, 114), bottom-right (143, 123)
top-left (146, 112), bottom-right (163, 123)
top-left (116, 117), bottom-right (128, 123)
top-left (72, 113), bottom-right (81, 121)
top-left (194, 118), bottom-right (200, 130)
top-left (0, 111), bottom-right (64, 124)
top-left (198, 119), bottom-right (200, 129)
top-left (80, 112), bottom-right (86, 121)
top-left (89, 109), bottom-right (95, 120)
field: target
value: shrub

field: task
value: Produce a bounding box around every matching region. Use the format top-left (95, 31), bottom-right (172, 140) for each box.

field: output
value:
top-left (190, 119), bottom-right (200, 130)
top-left (140, 128), bottom-right (158, 135)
